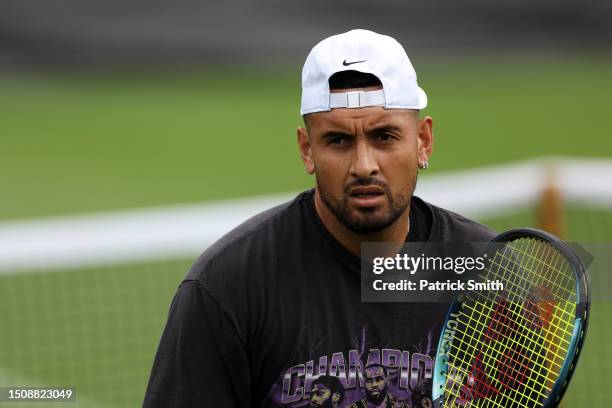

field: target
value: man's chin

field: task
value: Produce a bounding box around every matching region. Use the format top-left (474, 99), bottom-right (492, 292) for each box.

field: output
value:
top-left (367, 390), bottom-right (386, 404)
top-left (343, 211), bottom-right (394, 234)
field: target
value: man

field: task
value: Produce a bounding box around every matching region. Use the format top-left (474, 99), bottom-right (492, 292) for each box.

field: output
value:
top-left (143, 29), bottom-right (495, 407)
top-left (411, 380), bottom-right (433, 408)
top-left (310, 375), bottom-right (345, 408)
top-left (390, 395), bottom-right (412, 408)
top-left (349, 364), bottom-right (393, 408)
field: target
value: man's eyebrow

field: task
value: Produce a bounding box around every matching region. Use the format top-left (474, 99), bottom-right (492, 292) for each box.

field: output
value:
top-left (320, 129), bottom-right (354, 139)
top-left (366, 124), bottom-right (402, 134)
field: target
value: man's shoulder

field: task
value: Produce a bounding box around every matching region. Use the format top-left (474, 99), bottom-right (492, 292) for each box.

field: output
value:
top-left (185, 190), bottom-right (311, 282)
top-left (347, 399), bottom-right (367, 408)
top-left (416, 196), bottom-right (497, 242)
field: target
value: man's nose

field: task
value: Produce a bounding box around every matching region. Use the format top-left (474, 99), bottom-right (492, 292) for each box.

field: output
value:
top-left (349, 138), bottom-right (379, 178)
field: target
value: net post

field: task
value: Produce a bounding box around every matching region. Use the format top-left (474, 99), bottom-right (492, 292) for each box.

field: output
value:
top-left (537, 163), bottom-right (565, 239)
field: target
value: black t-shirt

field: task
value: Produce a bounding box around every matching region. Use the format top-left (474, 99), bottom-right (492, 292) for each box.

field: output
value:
top-left (143, 189), bottom-right (496, 408)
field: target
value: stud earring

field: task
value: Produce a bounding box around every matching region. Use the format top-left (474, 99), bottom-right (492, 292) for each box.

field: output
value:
top-left (419, 160), bottom-right (429, 170)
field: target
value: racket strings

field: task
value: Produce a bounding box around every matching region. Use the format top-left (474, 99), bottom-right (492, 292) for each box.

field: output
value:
top-left (473, 239), bottom-right (575, 407)
top-left (443, 239), bottom-right (574, 407)
top-left (446, 299), bottom-right (575, 407)
top-left (444, 304), bottom-right (553, 407)
top-left (441, 238), bottom-right (578, 407)
top-left (501, 243), bottom-right (576, 300)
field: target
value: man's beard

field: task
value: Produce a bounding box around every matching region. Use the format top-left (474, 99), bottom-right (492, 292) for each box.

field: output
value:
top-left (366, 383), bottom-right (388, 405)
top-left (318, 176), bottom-right (415, 234)
top-left (310, 398), bottom-right (333, 408)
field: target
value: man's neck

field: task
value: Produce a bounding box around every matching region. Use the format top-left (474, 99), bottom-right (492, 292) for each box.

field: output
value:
top-left (367, 397), bottom-right (389, 408)
top-left (314, 188), bottom-right (410, 257)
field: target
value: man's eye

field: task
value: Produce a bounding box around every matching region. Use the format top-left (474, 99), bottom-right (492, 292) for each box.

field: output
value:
top-left (377, 133), bottom-right (394, 141)
top-left (327, 135), bottom-right (347, 145)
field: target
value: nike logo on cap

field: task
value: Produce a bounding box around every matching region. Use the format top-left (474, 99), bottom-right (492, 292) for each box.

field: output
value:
top-left (342, 59), bottom-right (366, 66)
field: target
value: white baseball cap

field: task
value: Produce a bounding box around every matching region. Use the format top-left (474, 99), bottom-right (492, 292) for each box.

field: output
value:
top-left (300, 29), bottom-right (427, 115)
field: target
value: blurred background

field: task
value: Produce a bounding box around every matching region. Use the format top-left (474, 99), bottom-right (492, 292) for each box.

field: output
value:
top-left (0, 1), bottom-right (611, 406)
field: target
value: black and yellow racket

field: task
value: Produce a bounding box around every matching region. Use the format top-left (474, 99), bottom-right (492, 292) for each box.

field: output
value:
top-left (432, 228), bottom-right (590, 407)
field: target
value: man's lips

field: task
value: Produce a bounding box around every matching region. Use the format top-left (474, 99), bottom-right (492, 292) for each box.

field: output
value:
top-left (348, 185), bottom-right (385, 207)
top-left (349, 185), bottom-right (384, 197)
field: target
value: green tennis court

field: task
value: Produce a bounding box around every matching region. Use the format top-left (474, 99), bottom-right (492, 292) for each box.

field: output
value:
top-left (0, 59), bottom-right (610, 406)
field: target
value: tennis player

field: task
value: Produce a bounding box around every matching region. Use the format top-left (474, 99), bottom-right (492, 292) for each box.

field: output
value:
top-left (143, 29), bottom-right (495, 407)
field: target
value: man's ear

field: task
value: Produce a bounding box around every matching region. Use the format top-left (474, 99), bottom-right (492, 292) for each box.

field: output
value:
top-left (417, 115), bottom-right (434, 166)
top-left (297, 126), bottom-right (315, 175)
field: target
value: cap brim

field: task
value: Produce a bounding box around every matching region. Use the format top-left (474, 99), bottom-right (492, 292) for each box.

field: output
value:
top-left (416, 86), bottom-right (428, 110)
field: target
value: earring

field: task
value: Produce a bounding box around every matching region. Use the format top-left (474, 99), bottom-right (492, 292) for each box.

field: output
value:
top-left (419, 160), bottom-right (429, 170)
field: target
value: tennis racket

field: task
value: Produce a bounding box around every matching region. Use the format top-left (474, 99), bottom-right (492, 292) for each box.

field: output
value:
top-left (432, 228), bottom-right (590, 407)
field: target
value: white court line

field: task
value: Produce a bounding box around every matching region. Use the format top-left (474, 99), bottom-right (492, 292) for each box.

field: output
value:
top-left (0, 192), bottom-right (294, 274)
top-left (0, 157), bottom-right (611, 274)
